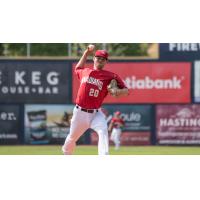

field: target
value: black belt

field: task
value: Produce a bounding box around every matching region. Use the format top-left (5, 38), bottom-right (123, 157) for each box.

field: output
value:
top-left (76, 106), bottom-right (98, 113)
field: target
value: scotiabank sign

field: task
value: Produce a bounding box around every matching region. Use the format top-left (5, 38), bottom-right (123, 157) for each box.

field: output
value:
top-left (107, 62), bottom-right (191, 103)
top-left (73, 62), bottom-right (191, 103)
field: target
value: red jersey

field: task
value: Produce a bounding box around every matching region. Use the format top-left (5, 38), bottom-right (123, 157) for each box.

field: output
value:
top-left (111, 117), bottom-right (125, 129)
top-left (75, 67), bottom-right (127, 109)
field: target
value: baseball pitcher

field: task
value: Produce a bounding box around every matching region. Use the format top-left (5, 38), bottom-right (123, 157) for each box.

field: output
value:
top-left (62, 44), bottom-right (129, 155)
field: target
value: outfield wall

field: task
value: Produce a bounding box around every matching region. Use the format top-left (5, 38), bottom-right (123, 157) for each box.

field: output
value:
top-left (0, 43), bottom-right (200, 145)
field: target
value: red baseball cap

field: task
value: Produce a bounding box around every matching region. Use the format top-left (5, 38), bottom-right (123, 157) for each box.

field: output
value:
top-left (95, 50), bottom-right (109, 59)
top-left (115, 111), bottom-right (121, 115)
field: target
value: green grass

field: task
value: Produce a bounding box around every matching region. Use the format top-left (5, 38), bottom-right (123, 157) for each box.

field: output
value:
top-left (1, 145), bottom-right (200, 155)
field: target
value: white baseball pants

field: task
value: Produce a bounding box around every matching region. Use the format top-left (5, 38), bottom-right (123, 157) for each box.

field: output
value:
top-left (62, 106), bottom-right (109, 155)
top-left (110, 128), bottom-right (122, 150)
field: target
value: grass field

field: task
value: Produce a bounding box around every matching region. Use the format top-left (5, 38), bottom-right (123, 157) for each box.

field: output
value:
top-left (1, 145), bottom-right (200, 155)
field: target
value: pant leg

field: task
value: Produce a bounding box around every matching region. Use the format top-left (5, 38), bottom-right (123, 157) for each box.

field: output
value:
top-left (62, 107), bottom-right (90, 155)
top-left (114, 129), bottom-right (121, 149)
top-left (111, 128), bottom-right (117, 146)
top-left (90, 111), bottom-right (109, 155)
top-left (111, 128), bottom-right (120, 148)
top-left (110, 130), bottom-right (115, 142)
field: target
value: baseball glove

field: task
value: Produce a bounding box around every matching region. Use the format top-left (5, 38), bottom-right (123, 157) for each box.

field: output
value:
top-left (107, 79), bottom-right (119, 96)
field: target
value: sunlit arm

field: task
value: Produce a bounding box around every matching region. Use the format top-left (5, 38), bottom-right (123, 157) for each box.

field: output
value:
top-left (110, 88), bottom-right (129, 97)
top-left (75, 50), bottom-right (90, 70)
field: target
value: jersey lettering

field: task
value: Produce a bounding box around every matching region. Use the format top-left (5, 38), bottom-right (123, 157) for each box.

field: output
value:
top-left (81, 76), bottom-right (103, 90)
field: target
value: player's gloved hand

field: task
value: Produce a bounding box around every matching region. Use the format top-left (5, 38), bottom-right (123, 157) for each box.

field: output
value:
top-left (107, 79), bottom-right (119, 97)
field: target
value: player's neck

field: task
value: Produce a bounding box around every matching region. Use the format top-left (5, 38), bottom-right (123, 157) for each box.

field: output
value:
top-left (94, 66), bottom-right (104, 70)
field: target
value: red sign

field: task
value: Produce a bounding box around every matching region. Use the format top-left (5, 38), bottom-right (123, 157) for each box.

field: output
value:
top-left (156, 105), bottom-right (200, 144)
top-left (91, 131), bottom-right (151, 146)
top-left (72, 62), bottom-right (191, 103)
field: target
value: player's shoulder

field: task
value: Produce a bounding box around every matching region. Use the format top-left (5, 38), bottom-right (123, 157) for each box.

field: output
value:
top-left (78, 66), bottom-right (92, 71)
top-left (102, 69), bottom-right (114, 74)
top-left (111, 117), bottom-right (117, 121)
top-left (76, 67), bottom-right (92, 73)
top-left (101, 69), bottom-right (117, 77)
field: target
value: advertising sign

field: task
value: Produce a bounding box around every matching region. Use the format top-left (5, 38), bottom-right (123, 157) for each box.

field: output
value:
top-left (90, 105), bottom-right (152, 145)
top-left (156, 105), bottom-right (200, 144)
top-left (102, 105), bottom-right (152, 131)
top-left (0, 105), bottom-right (21, 144)
top-left (91, 131), bottom-right (151, 146)
top-left (0, 60), bottom-right (71, 103)
top-left (159, 43), bottom-right (200, 61)
top-left (72, 62), bottom-right (191, 103)
top-left (24, 104), bottom-right (74, 144)
top-left (194, 61), bottom-right (200, 102)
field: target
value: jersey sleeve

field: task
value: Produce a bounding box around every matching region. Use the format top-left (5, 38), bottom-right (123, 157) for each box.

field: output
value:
top-left (111, 118), bottom-right (115, 123)
top-left (120, 119), bottom-right (125, 126)
top-left (75, 67), bottom-right (83, 80)
top-left (113, 73), bottom-right (127, 89)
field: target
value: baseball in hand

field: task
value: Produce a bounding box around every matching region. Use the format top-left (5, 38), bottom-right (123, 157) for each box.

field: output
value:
top-left (88, 44), bottom-right (95, 52)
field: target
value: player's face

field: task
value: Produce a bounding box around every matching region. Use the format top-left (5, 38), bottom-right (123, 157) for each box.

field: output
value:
top-left (114, 113), bottom-right (120, 118)
top-left (93, 56), bottom-right (108, 69)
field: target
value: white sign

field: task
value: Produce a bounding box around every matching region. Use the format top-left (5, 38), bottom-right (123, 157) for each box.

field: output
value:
top-left (194, 61), bottom-right (200, 102)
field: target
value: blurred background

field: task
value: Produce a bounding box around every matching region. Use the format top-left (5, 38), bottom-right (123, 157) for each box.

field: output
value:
top-left (0, 43), bottom-right (200, 150)
top-left (0, 43), bottom-right (158, 58)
